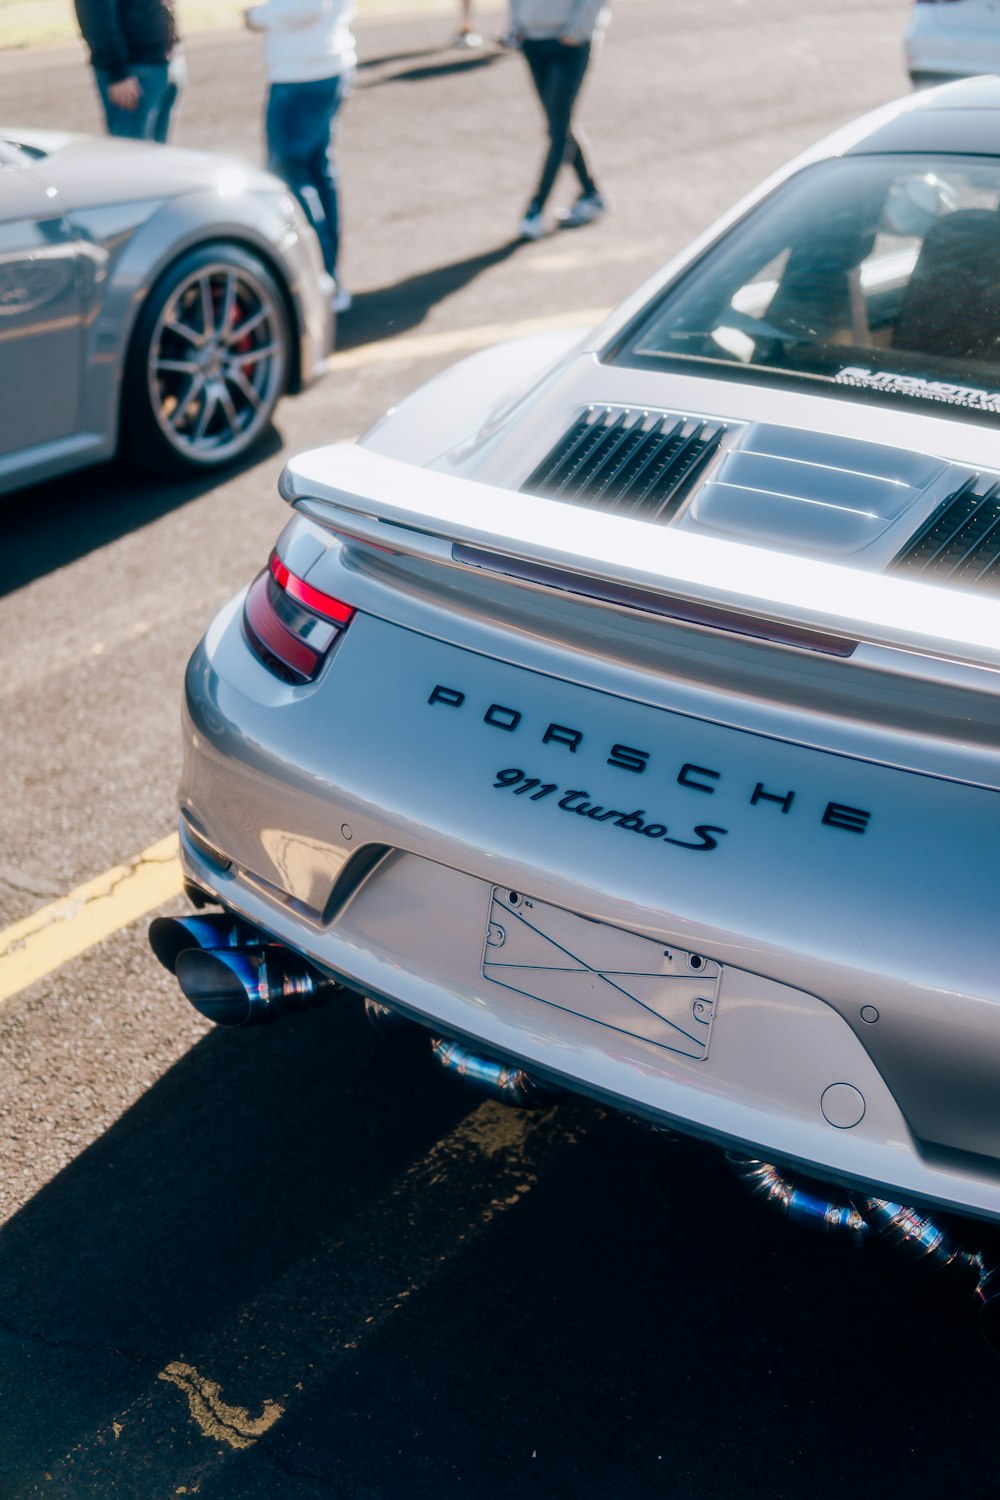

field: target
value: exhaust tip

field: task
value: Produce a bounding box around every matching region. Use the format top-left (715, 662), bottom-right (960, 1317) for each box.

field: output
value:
top-left (149, 913), bottom-right (265, 975)
top-left (175, 945), bottom-right (340, 1027)
top-left (175, 947), bottom-right (259, 1026)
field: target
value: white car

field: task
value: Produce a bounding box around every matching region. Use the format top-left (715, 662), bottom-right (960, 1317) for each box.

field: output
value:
top-left (905, 0), bottom-right (1000, 86)
top-left (153, 80), bottom-right (1000, 1348)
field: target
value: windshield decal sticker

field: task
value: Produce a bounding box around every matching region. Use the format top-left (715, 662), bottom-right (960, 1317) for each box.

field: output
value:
top-left (835, 365), bottom-right (1000, 414)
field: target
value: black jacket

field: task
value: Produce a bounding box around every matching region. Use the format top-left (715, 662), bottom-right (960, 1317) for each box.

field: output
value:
top-left (75, 0), bottom-right (179, 82)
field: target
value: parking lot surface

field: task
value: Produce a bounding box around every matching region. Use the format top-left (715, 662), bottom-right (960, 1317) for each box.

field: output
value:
top-left (5, 3), bottom-right (1000, 1495)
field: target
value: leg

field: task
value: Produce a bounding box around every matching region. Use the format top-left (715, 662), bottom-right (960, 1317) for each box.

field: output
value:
top-left (266, 77), bottom-right (344, 279)
top-left (543, 42), bottom-right (596, 197)
top-left (521, 40), bottom-right (593, 213)
top-left (304, 79), bottom-right (345, 276)
top-left (151, 54), bottom-right (187, 143)
top-left (564, 121), bottom-right (598, 199)
top-left (128, 63), bottom-right (172, 140)
top-left (520, 39), bottom-right (560, 213)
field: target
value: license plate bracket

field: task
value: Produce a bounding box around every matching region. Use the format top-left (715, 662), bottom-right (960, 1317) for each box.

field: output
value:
top-left (482, 887), bottom-right (720, 1061)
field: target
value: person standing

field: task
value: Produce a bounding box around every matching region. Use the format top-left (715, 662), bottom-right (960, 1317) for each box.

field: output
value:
top-left (509, 0), bottom-right (610, 241)
top-left (244, 0), bottom-right (356, 312)
top-left (75, 0), bottom-right (185, 143)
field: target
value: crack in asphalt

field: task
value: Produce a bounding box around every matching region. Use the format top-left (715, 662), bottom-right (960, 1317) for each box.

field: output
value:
top-left (0, 834), bottom-right (182, 1006)
top-left (0, 1310), bottom-right (154, 1372)
top-left (0, 870), bottom-right (60, 904)
top-left (0, 837), bottom-right (180, 958)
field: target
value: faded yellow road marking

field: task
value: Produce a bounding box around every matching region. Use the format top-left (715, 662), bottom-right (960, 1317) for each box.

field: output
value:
top-left (52, 1098), bottom-right (591, 1480)
top-left (530, 243), bottom-right (655, 273)
top-left (0, 833), bottom-right (182, 1005)
top-left (158, 1364), bottom-right (284, 1451)
top-left (328, 305), bottom-right (609, 371)
top-left (0, 305), bottom-right (612, 1008)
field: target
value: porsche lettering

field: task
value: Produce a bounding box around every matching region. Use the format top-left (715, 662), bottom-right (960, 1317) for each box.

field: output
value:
top-left (429, 684), bottom-right (871, 835)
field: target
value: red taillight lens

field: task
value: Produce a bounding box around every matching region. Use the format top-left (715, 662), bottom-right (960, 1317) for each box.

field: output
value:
top-left (242, 552), bottom-right (356, 683)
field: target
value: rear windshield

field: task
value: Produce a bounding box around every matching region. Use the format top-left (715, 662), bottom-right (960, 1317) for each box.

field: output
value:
top-left (614, 154), bottom-right (1000, 420)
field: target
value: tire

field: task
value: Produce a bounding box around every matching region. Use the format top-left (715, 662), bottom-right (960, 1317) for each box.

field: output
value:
top-left (123, 241), bottom-right (291, 475)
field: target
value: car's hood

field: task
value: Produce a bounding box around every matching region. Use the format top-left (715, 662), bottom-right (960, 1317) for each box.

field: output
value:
top-left (4, 128), bottom-right (281, 211)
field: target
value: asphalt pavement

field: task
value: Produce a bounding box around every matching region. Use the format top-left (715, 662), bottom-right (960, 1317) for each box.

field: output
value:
top-left (5, 3), bottom-right (1000, 1496)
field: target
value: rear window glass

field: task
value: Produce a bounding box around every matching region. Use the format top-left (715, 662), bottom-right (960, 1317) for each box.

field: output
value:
top-left (613, 154), bottom-right (1000, 419)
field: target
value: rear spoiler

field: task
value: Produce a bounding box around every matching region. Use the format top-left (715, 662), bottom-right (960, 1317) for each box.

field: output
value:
top-left (280, 443), bottom-right (1000, 672)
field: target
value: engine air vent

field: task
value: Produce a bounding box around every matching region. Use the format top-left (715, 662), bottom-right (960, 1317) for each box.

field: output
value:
top-left (522, 406), bottom-right (726, 522)
top-left (889, 476), bottom-right (1000, 593)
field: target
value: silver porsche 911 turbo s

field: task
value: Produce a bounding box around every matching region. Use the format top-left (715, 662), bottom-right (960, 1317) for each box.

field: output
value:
top-left (154, 78), bottom-right (1000, 1341)
top-left (0, 127), bottom-right (332, 495)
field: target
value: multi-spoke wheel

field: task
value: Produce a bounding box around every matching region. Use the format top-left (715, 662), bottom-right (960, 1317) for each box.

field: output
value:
top-left (124, 243), bottom-right (291, 474)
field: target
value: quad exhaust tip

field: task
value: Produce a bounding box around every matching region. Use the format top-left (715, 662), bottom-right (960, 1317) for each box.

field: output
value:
top-left (174, 945), bottom-right (341, 1027)
top-left (148, 913), bottom-right (268, 976)
top-left (149, 912), bottom-right (340, 1026)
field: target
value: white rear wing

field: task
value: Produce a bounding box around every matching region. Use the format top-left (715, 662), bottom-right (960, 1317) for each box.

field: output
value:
top-left (281, 444), bottom-right (1000, 674)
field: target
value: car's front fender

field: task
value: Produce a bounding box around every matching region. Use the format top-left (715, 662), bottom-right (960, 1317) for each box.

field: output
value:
top-left (72, 184), bottom-right (327, 448)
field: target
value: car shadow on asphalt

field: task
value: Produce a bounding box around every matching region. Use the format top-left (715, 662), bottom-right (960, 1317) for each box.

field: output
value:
top-left (1, 979), bottom-right (997, 1494)
top-left (335, 240), bottom-right (523, 352)
top-left (0, 991), bottom-right (472, 1487)
top-left (0, 427), bottom-right (285, 598)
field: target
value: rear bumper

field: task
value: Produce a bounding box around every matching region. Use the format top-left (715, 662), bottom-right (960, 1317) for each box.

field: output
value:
top-left (178, 593), bottom-right (1000, 1223)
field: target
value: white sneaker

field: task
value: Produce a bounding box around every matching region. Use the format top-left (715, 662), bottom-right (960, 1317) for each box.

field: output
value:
top-left (518, 210), bottom-right (547, 241)
top-left (331, 284), bottom-right (352, 314)
top-left (556, 192), bottom-right (608, 229)
top-left (451, 28), bottom-right (484, 47)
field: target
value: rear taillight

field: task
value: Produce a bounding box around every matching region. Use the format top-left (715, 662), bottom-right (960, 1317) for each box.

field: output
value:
top-left (242, 551), bottom-right (355, 683)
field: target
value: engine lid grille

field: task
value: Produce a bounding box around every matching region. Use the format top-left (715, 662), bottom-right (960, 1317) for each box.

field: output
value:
top-left (522, 406), bottom-right (726, 522)
top-left (889, 476), bottom-right (1000, 593)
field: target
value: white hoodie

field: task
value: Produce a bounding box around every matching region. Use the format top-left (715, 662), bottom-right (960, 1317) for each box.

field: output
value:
top-left (246, 0), bottom-right (357, 84)
top-left (509, 0), bottom-right (609, 45)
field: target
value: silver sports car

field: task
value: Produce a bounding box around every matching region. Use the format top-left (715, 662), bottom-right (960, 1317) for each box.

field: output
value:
top-left (154, 79), bottom-right (1000, 1340)
top-left (0, 127), bottom-right (331, 494)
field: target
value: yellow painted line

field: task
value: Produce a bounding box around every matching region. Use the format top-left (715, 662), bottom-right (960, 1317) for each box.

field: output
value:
top-left (58, 1098), bottom-right (591, 1473)
top-left (529, 242), bottom-right (656, 272)
top-left (0, 833), bottom-right (183, 1005)
top-left (0, 306), bottom-right (612, 1007)
top-left (158, 1364), bottom-right (284, 1452)
top-left (329, 305), bottom-right (610, 371)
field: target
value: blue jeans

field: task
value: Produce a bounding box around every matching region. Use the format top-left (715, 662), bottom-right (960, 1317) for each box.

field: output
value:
top-left (94, 57), bottom-right (186, 143)
top-left (266, 74), bottom-right (347, 280)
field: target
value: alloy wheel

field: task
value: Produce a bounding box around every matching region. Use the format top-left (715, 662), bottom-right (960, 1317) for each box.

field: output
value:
top-left (146, 261), bottom-right (287, 464)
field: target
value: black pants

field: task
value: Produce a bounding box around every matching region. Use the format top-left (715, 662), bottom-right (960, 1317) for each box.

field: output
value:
top-left (521, 37), bottom-right (598, 212)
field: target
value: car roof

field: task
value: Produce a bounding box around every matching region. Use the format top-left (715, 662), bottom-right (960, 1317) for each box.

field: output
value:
top-left (847, 75), bottom-right (1000, 157)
